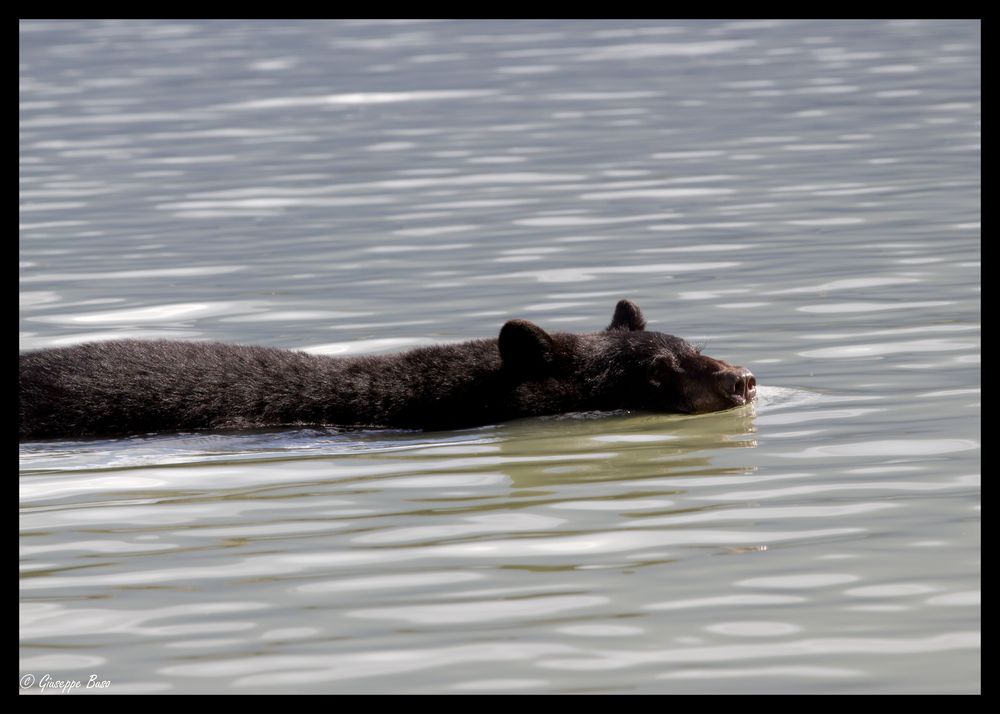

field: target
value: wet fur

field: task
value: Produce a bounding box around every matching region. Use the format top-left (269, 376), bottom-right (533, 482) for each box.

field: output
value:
top-left (19, 300), bottom-right (753, 440)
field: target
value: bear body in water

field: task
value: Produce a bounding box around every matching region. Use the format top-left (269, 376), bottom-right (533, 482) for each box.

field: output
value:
top-left (18, 300), bottom-right (756, 441)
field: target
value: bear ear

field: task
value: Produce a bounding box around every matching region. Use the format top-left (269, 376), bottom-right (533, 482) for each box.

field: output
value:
top-left (499, 319), bottom-right (554, 374)
top-left (607, 299), bottom-right (646, 332)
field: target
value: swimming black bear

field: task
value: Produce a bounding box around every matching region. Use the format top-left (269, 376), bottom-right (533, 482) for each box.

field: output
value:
top-left (18, 300), bottom-right (756, 441)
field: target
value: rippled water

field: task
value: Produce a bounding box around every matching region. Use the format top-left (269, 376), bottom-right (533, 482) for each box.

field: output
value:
top-left (20, 20), bottom-right (979, 694)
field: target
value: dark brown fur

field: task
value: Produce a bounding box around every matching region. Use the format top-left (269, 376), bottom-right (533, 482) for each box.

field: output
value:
top-left (18, 300), bottom-right (755, 441)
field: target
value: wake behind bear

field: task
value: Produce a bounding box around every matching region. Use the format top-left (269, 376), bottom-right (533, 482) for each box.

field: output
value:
top-left (18, 300), bottom-right (756, 441)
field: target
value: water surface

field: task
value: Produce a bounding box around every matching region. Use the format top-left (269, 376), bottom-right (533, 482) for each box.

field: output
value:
top-left (20, 19), bottom-right (979, 694)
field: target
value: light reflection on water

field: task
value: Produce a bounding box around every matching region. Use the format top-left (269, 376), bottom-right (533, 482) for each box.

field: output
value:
top-left (20, 19), bottom-right (978, 694)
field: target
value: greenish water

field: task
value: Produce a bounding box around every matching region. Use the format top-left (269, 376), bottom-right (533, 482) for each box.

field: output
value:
top-left (20, 20), bottom-right (979, 694)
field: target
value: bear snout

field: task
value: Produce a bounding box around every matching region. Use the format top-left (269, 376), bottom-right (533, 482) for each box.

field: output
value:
top-left (722, 367), bottom-right (757, 405)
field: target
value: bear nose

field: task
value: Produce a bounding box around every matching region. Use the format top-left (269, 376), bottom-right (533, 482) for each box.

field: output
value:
top-left (733, 368), bottom-right (757, 402)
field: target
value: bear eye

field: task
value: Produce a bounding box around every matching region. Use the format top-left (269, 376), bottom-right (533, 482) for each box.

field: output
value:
top-left (650, 353), bottom-right (683, 379)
